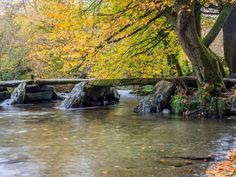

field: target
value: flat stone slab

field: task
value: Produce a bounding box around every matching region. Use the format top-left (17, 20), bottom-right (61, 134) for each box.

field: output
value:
top-left (2, 76), bottom-right (236, 88)
top-left (0, 77), bottom-right (197, 87)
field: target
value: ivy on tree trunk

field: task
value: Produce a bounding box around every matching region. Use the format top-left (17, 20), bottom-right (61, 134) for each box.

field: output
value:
top-left (168, 0), bottom-right (234, 90)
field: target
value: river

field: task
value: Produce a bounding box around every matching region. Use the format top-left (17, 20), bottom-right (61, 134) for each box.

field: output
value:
top-left (0, 90), bottom-right (235, 177)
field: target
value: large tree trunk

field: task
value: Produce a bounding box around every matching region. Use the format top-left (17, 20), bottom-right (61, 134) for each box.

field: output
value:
top-left (174, 0), bottom-right (225, 89)
top-left (194, 1), bottom-right (201, 37)
top-left (223, 7), bottom-right (236, 74)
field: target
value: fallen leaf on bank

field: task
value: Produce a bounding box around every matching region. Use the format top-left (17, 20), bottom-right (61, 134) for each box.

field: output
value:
top-left (101, 170), bottom-right (108, 176)
top-left (206, 150), bottom-right (236, 177)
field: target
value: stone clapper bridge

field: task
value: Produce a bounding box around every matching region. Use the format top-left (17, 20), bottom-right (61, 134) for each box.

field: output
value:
top-left (0, 77), bottom-right (236, 111)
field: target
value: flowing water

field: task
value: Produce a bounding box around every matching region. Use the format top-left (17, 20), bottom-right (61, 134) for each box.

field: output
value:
top-left (0, 90), bottom-right (235, 177)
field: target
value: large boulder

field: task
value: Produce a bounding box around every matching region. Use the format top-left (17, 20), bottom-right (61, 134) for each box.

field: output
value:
top-left (230, 96), bottom-right (236, 114)
top-left (105, 87), bottom-right (120, 105)
top-left (25, 85), bottom-right (55, 93)
top-left (135, 80), bottom-right (175, 113)
top-left (3, 84), bottom-right (58, 105)
top-left (84, 85), bottom-right (120, 106)
top-left (3, 82), bottom-right (26, 105)
top-left (25, 92), bottom-right (54, 102)
top-left (60, 82), bottom-right (120, 109)
top-left (0, 86), bottom-right (9, 101)
top-left (0, 86), bottom-right (7, 92)
top-left (24, 85), bottom-right (56, 103)
top-left (0, 91), bottom-right (10, 101)
top-left (60, 82), bottom-right (87, 109)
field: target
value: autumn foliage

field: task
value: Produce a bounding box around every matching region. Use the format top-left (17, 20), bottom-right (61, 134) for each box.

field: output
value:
top-left (207, 150), bottom-right (236, 177)
top-left (0, 0), bottom-right (187, 79)
top-left (0, 0), bottom-right (236, 83)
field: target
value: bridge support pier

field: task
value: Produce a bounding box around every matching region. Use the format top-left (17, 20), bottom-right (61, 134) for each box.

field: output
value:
top-left (1, 81), bottom-right (120, 109)
top-left (60, 82), bottom-right (120, 109)
top-left (2, 83), bottom-right (58, 105)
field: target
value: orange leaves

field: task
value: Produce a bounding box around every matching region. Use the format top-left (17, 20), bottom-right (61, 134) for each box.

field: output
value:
top-left (206, 150), bottom-right (236, 177)
top-left (100, 170), bottom-right (109, 176)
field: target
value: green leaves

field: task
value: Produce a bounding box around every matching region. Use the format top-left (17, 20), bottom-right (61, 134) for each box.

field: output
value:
top-left (171, 94), bottom-right (187, 114)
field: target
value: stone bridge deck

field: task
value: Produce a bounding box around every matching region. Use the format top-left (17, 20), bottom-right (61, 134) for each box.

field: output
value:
top-left (1, 76), bottom-right (236, 88)
top-left (0, 77), bottom-right (197, 87)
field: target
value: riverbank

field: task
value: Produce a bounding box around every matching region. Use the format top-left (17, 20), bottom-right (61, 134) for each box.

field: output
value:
top-left (207, 150), bottom-right (236, 176)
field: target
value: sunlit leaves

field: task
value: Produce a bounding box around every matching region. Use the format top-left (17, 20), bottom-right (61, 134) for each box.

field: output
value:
top-left (18, 0), bottom-right (185, 78)
top-left (21, 0), bottom-right (97, 78)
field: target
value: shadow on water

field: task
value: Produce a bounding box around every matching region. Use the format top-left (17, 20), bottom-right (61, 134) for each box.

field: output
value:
top-left (0, 90), bottom-right (235, 177)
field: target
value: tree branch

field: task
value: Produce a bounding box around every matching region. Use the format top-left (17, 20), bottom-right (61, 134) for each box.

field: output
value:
top-left (163, 10), bottom-right (177, 27)
top-left (107, 13), bottom-right (163, 44)
top-left (203, 3), bottom-right (233, 47)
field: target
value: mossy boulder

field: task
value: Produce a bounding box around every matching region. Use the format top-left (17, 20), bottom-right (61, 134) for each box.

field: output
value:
top-left (0, 91), bottom-right (10, 101)
top-left (25, 85), bottom-right (57, 103)
top-left (230, 95), bottom-right (236, 114)
top-left (3, 82), bottom-right (26, 105)
top-left (135, 81), bottom-right (175, 113)
top-left (60, 82), bottom-right (120, 109)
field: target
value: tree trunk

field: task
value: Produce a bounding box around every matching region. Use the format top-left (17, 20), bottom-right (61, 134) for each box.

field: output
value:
top-left (223, 7), bottom-right (236, 73)
top-left (194, 2), bottom-right (201, 37)
top-left (203, 4), bottom-right (233, 47)
top-left (174, 0), bottom-right (225, 89)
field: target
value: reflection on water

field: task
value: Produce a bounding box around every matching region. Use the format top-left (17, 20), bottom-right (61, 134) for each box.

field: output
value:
top-left (0, 90), bottom-right (235, 177)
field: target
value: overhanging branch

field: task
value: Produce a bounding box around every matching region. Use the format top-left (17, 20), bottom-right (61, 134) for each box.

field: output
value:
top-left (203, 3), bottom-right (233, 47)
top-left (70, 11), bottom-right (163, 73)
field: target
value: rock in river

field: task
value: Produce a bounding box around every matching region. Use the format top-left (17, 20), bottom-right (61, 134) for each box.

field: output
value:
top-left (230, 96), bottom-right (236, 115)
top-left (3, 82), bottom-right (26, 105)
top-left (135, 80), bottom-right (175, 113)
top-left (60, 82), bottom-right (87, 109)
top-left (60, 82), bottom-right (120, 109)
top-left (24, 85), bottom-right (56, 103)
top-left (0, 91), bottom-right (10, 101)
top-left (2, 83), bottom-right (58, 105)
